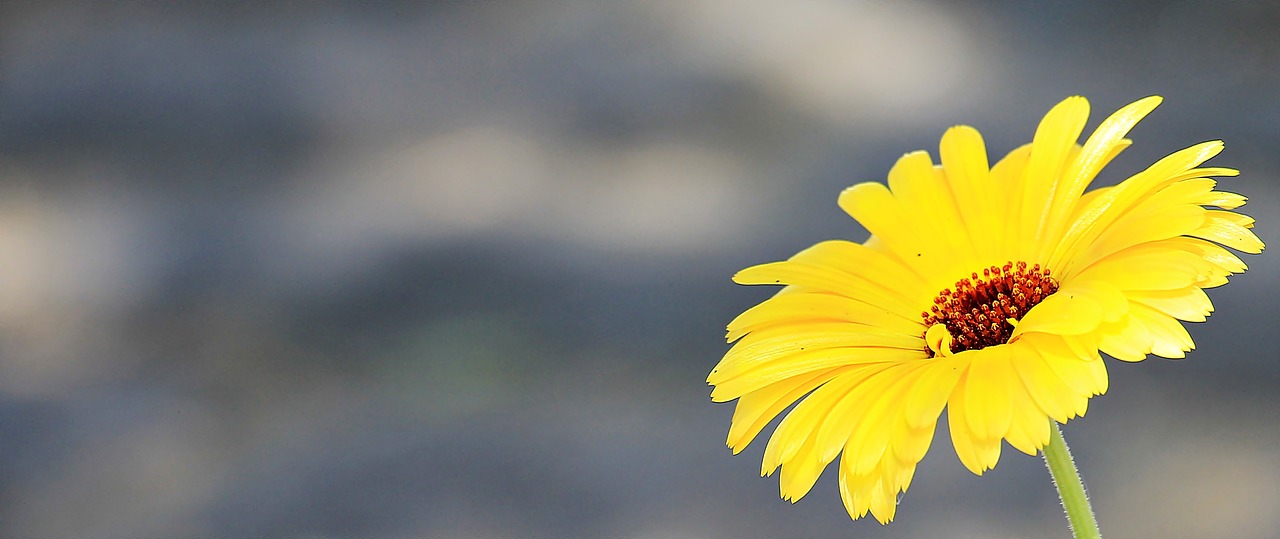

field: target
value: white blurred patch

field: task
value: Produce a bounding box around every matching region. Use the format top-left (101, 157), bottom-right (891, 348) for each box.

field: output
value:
top-left (653, 0), bottom-right (992, 124)
top-left (0, 175), bottom-right (156, 396)
top-left (282, 126), bottom-right (548, 245)
top-left (538, 140), bottom-right (755, 252)
top-left (273, 124), bottom-right (763, 285)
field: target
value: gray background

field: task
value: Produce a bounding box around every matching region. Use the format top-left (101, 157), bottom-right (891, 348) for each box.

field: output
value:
top-left (0, 2), bottom-right (1275, 538)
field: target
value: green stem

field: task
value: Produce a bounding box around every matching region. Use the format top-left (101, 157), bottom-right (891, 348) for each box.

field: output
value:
top-left (1042, 421), bottom-right (1102, 539)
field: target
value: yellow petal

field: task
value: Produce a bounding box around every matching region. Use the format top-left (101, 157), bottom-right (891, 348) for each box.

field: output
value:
top-left (1018, 333), bottom-right (1107, 394)
top-left (886, 151), bottom-right (978, 268)
top-left (1070, 241), bottom-right (1214, 291)
top-left (1128, 287), bottom-right (1213, 323)
top-left (790, 240), bottom-right (931, 298)
top-left (1004, 385), bottom-right (1051, 456)
top-left (963, 347), bottom-right (1014, 441)
top-left (715, 322), bottom-right (922, 381)
top-left (837, 455), bottom-right (905, 524)
top-left (839, 180), bottom-right (965, 286)
top-left (812, 363), bottom-right (921, 465)
top-left (727, 292), bottom-right (922, 342)
top-left (904, 355), bottom-right (967, 428)
top-left (1168, 236), bottom-right (1248, 275)
top-left (890, 412), bottom-right (938, 467)
top-left (710, 347), bottom-right (919, 401)
top-left (947, 371), bottom-right (1002, 475)
top-left (727, 367), bottom-right (844, 453)
top-left (843, 366), bottom-right (933, 475)
top-left (1012, 291), bottom-right (1104, 337)
top-left (1081, 203), bottom-right (1206, 266)
top-left (777, 430), bottom-right (837, 503)
top-left (733, 260), bottom-right (921, 316)
top-left (1128, 302), bottom-right (1195, 358)
top-left (1049, 141), bottom-right (1226, 271)
top-left (939, 125), bottom-right (998, 260)
top-left (1059, 279), bottom-right (1129, 323)
top-left (990, 143), bottom-right (1033, 255)
top-left (1011, 344), bottom-right (1087, 422)
top-left (1098, 312), bottom-right (1153, 362)
top-left (1039, 96), bottom-right (1161, 256)
top-left (760, 368), bottom-right (882, 475)
top-left (1203, 190), bottom-right (1248, 210)
top-left (868, 475), bottom-right (898, 524)
top-left (1019, 96), bottom-right (1090, 258)
top-left (837, 458), bottom-right (875, 521)
top-left (1191, 211), bottom-right (1265, 254)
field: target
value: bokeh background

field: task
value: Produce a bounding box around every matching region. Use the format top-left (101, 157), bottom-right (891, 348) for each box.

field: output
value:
top-left (0, 2), bottom-right (1276, 538)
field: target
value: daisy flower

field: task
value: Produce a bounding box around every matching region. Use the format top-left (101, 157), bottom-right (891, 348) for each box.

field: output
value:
top-left (708, 96), bottom-right (1262, 525)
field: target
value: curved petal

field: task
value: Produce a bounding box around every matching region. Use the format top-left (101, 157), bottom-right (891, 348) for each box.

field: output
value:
top-left (727, 367), bottom-right (845, 453)
top-left (1070, 241), bottom-right (1217, 292)
top-left (1004, 387), bottom-right (1052, 456)
top-left (834, 360), bottom-right (959, 523)
top-left (1011, 342), bottom-right (1089, 422)
top-left (1049, 141), bottom-right (1227, 273)
top-left (1098, 312), bottom-right (1154, 362)
top-left (1128, 287), bottom-right (1213, 323)
top-left (1191, 211), bottom-right (1265, 254)
top-left (761, 366), bottom-right (891, 476)
top-left (1037, 96), bottom-right (1162, 256)
top-left (1129, 302), bottom-right (1195, 358)
top-left (1017, 96), bottom-right (1090, 260)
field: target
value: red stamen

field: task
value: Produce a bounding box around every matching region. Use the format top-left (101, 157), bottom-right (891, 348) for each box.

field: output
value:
top-left (922, 262), bottom-right (1059, 357)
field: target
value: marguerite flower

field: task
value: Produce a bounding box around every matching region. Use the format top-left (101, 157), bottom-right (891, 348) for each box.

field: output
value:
top-left (708, 96), bottom-right (1262, 524)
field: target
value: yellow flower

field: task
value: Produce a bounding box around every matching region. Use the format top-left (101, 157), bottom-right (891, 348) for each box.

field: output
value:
top-left (708, 96), bottom-right (1263, 524)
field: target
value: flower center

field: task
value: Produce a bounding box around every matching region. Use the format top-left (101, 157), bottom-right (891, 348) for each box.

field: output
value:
top-left (922, 261), bottom-right (1058, 357)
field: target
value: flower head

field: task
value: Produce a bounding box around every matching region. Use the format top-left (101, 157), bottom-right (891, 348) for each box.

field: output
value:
top-left (708, 96), bottom-right (1263, 524)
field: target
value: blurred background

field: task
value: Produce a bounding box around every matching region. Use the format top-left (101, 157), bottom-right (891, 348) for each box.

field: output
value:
top-left (0, 2), bottom-right (1275, 537)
